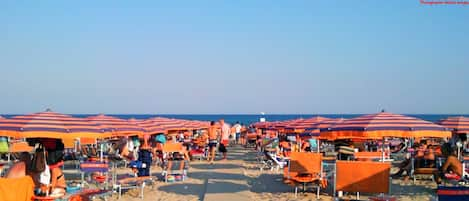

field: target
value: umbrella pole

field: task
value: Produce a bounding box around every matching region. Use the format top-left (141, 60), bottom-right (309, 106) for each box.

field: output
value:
top-left (317, 139), bottom-right (320, 153)
top-left (382, 137), bottom-right (385, 162)
top-left (100, 142), bottom-right (104, 162)
top-left (7, 137), bottom-right (10, 163)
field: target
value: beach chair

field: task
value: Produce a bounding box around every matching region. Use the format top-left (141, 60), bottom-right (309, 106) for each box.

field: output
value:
top-left (245, 133), bottom-right (257, 148)
top-left (115, 149), bottom-right (155, 200)
top-left (79, 161), bottom-right (112, 200)
top-left (260, 151), bottom-right (287, 172)
top-left (410, 157), bottom-right (437, 183)
top-left (0, 176), bottom-right (35, 201)
top-left (162, 143), bottom-right (184, 159)
top-left (335, 161), bottom-right (391, 200)
top-left (162, 159), bottom-right (188, 182)
top-left (115, 175), bottom-right (154, 199)
top-left (286, 152), bottom-right (323, 199)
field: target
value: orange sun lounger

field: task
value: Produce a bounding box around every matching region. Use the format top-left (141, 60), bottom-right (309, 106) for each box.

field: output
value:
top-left (286, 152), bottom-right (323, 199)
top-left (0, 176), bottom-right (35, 201)
top-left (335, 160), bottom-right (391, 198)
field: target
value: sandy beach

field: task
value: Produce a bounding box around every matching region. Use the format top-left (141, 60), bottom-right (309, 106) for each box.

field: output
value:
top-left (72, 145), bottom-right (438, 201)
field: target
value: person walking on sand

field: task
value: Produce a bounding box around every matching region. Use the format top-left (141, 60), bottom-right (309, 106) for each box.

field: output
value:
top-left (219, 119), bottom-right (231, 160)
top-left (233, 121), bottom-right (242, 145)
top-left (207, 121), bottom-right (218, 164)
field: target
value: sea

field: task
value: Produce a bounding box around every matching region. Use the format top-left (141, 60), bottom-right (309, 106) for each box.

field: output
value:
top-left (3, 114), bottom-right (467, 125)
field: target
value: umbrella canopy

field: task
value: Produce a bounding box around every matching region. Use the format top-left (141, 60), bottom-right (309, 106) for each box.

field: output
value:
top-left (86, 114), bottom-right (145, 136)
top-left (284, 116), bottom-right (332, 133)
top-left (320, 112), bottom-right (451, 140)
top-left (302, 118), bottom-right (347, 138)
top-left (0, 110), bottom-right (111, 139)
top-left (438, 116), bottom-right (469, 134)
top-left (138, 118), bottom-right (168, 135)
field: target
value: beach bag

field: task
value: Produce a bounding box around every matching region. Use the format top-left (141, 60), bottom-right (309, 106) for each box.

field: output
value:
top-left (0, 137), bottom-right (8, 153)
top-left (39, 163), bottom-right (51, 185)
top-left (30, 144), bottom-right (46, 173)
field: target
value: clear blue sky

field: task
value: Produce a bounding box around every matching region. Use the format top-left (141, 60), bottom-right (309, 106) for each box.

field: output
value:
top-left (1, 1), bottom-right (468, 114)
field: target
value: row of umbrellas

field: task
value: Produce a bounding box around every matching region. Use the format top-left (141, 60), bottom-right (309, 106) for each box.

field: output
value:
top-left (253, 112), bottom-right (469, 140)
top-left (0, 109), bottom-right (210, 140)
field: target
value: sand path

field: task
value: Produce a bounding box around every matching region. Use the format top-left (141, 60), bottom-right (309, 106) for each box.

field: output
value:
top-left (201, 145), bottom-right (252, 201)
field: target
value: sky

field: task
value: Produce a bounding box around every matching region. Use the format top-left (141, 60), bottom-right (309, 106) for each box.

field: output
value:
top-left (1, 1), bottom-right (468, 114)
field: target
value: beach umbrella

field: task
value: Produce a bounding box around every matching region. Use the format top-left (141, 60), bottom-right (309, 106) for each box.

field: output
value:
top-left (0, 109), bottom-right (111, 139)
top-left (320, 111), bottom-right (451, 140)
top-left (437, 116), bottom-right (469, 134)
top-left (285, 116), bottom-right (332, 133)
top-left (138, 118), bottom-right (167, 135)
top-left (302, 118), bottom-right (347, 138)
top-left (86, 114), bottom-right (145, 137)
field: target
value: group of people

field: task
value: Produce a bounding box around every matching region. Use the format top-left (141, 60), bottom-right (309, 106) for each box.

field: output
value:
top-left (392, 140), bottom-right (464, 184)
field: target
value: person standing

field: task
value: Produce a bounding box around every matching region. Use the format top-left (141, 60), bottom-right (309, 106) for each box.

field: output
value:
top-left (233, 121), bottom-right (242, 145)
top-left (207, 121), bottom-right (218, 164)
top-left (219, 119), bottom-right (231, 160)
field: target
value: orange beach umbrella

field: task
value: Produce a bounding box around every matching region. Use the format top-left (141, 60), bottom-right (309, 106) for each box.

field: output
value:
top-left (0, 109), bottom-right (112, 139)
top-left (438, 116), bottom-right (469, 134)
top-left (86, 114), bottom-right (145, 137)
top-left (320, 112), bottom-right (451, 140)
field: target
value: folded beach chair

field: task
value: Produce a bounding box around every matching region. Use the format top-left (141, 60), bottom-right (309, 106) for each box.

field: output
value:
top-left (286, 152), bottom-right (323, 199)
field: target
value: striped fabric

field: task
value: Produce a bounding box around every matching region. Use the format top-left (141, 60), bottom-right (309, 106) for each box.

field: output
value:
top-left (320, 112), bottom-right (451, 139)
top-left (284, 116), bottom-right (332, 133)
top-left (438, 116), bottom-right (469, 134)
top-left (0, 110), bottom-right (111, 139)
top-left (139, 117), bottom-right (174, 134)
top-left (86, 114), bottom-right (145, 137)
top-left (303, 118), bottom-right (347, 137)
top-left (139, 117), bottom-right (209, 135)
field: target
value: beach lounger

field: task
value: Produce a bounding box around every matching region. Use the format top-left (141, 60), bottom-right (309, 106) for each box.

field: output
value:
top-left (260, 151), bottom-right (287, 172)
top-left (79, 161), bottom-right (111, 200)
top-left (115, 175), bottom-right (154, 199)
top-left (115, 150), bottom-right (155, 200)
top-left (335, 161), bottom-right (391, 200)
top-left (286, 152), bottom-right (323, 199)
top-left (0, 176), bottom-right (35, 201)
